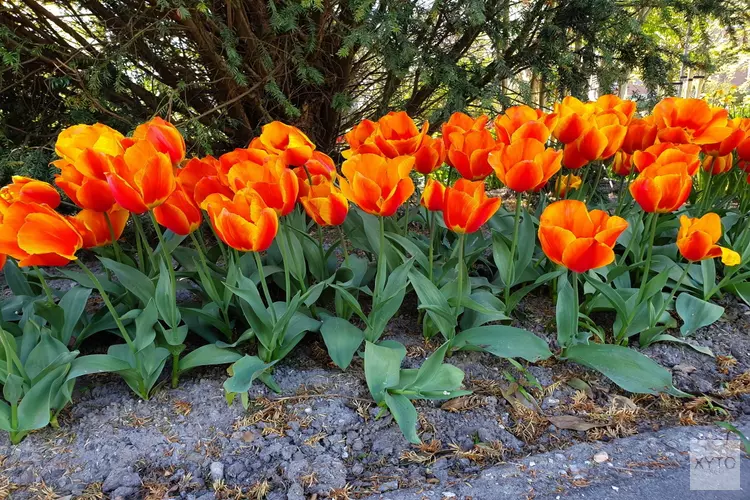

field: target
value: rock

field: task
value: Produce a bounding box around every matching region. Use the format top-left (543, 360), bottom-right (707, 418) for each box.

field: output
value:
top-left (196, 493), bottom-right (217, 500)
top-left (284, 459), bottom-right (310, 482)
top-left (351, 463), bottom-right (364, 475)
top-left (209, 462), bottom-right (224, 483)
top-left (111, 486), bottom-right (137, 499)
top-left (594, 451), bottom-right (609, 463)
top-left (379, 481), bottom-right (399, 492)
top-left (226, 462), bottom-right (245, 479)
top-left (102, 470), bottom-right (141, 493)
top-left (673, 364), bottom-right (697, 374)
top-left (287, 483), bottom-right (305, 500)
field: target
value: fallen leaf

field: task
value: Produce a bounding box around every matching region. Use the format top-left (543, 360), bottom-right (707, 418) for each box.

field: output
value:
top-left (567, 378), bottom-right (594, 398)
top-left (610, 395), bottom-right (637, 411)
top-left (547, 415), bottom-right (609, 431)
top-left (673, 364), bottom-right (697, 375)
top-left (594, 451), bottom-right (609, 463)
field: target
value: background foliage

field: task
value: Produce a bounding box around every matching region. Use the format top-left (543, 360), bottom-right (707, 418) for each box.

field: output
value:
top-left (1, 0), bottom-right (749, 183)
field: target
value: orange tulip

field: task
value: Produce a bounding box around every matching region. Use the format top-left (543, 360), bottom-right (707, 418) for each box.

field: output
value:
top-left (342, 119), bottom-right (381, 158)
top-left (107, 140), bottom-right (176, 213)
top-left (55, 123), bottom-right (126, 161)
top-left (629, 162), bottom-right (692, 213)
top-left (413, 135), bottom-right (446, 174)
top-left (555, 174), bottom-right (582, 198)
top-left (561, 126), bottom-right (608, 169)
top-left (421, 178), bottom-right (446, 212)
top-left (702, 117), bottom-right (747, 157)
top-left (0, 176), bottom-right (61, 209)
top-left (446, 128), bottom-right (497, 180)
top-left (488, 138), bottom-right (562, 192)
top-left (493, 105), bottom-right (557, 145)
top-left (370, 111), bottom-right (428, 159)
top-left (595, 94), bottom-right (636, 122)
top-left (339, 154), bottom-right (415, 217)
top-left (254, 121), bottom-right (315, 167)
top-left (68, 207), bottom-right (129, 249)
top-left (631, 143), bottom-right (701, 175)
top-left (176, 156), bottom-right (233, 207)
top-left (620, 117), bottom-right (658, 155)
top-left (702, 153), bottom-right (734, 175)
top-left (736, 119), bottom-right (750, 161)
top-left (53, 157), bottom-right (115, 212)
top-left (676, 213), bottom-right (741, 265)
top-left (294, 151), bottom-right (337, 182)
top-left (652, 97), bottom-right (733, 145)
top-left (299, 176), bottom-right (349, 226)
top-left (611, 151), bottom-right (633, 176)
top-left (553, 96), bottom-right (633, 158)
top-left (553, 96), bottom-right (598, 144)
top-left (133, 117), bottom-right (186, 166)
top-left (442, 112), bottom-right (489, 150)
top-left (538, 199), bottom-right (628, 272)
top-left (443, 179), bottom-right (501, 234)
top-left (203, 188), bottom-right (279, 252)
top-left (0, 201), bottom-right (83, 266)
top-left (153, 187), bottom-right (202, 235)
top-left (224, 157), bottom-right (299, 216)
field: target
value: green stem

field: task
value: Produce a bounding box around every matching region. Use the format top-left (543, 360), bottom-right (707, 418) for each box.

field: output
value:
top-left (402, 198), bottom-right (411, 237)
top-left (454, 232), bottom-right (466, 332)
top-left (206, 219), bottom-right (229, 265)
top-left (505, 192), bottom-right (523, 312)
top-left (171, 352), bottom-right (180, 389)
top-left (637, 212), bottom-right (659, 299)
top-left (103, 211), bottom-right (124, 263)
top-left (278, 224), bottom-right (292, 303)
top-left (701, 168), bottom-right (715, 215)
top-left (149, 211), bottom-right (177, 312)
top-left (75, 260), bottom-right (134, 349)
top-left (132, 215), bottom-right (150, 274)
top-left (33, 266), bottom-right (54, 303)
top-left (428, 210), bottom-right (435, 283)
top-left (190, 232), bottom-right (232, 328)
top-left (576, 165), bottom-right (591, 200)
top-left (338, 225), bottom-right (350, 267)
top-left (253, 251), bottom-right (277, 322)
top-left (588, 163), bottom-right (604, 203)
top-left (653, 264), bottom-right (690, 327)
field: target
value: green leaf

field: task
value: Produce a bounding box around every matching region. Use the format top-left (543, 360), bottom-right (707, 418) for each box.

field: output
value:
top-left (223, 355), bottom-right (274, 394)
top-left (386, 232), bottom-right (429, 271)
top-left (675, 293), bottom-right (724, 336)
top-left (452, 325), bottom-right (553, 362)
top-left (5, 259), bottom-right (33, 296)
top-left (408, 341), bottom-right (451, 389)
top-left (556, 273), bottom-right (577, 349)
top-left (320, 317), bottom-right (365, 370)
top-left (730, 282), bottom-right (750, 306)
top-left (460, 291), bottom-right (509, 329)
top-left (58, 287), bottom-right (92, 346)
top-left (33, 301), bottom-right (65, 335)
top-left (179, 345), bottom-right (243, 374)
top-left (584, 274), bottom-right (628, 318)
top-left (134, 300), bottom-right (159, 352)
top-left (99, 257), bottom-right (155, 305)
top-left (646, 334), bottom-right (714, 357)
top-left (408, 270), bottom-right (456, 337)
top-left (384, 392), bottom-right (420, 444)
top-left (564, 343), bottom-right (687, 396)
top-left (701, 258), bottom-right (716, 299)
top-left (715, 422), bottom-right (750, 454)
top-left (364, 341), bottom-right (404, 403)
top-left (16, 366), bottom-right (67, 431)
top-left (67, 354), bottom-right (133, 380)
top-left (330, 285), bottom-right (371, 327)
top-left (155, 260), bottom-right (180, 329)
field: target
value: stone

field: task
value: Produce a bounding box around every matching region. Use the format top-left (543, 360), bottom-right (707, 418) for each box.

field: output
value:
top-left (102, 470), bottom-right (141, 493)
top-left (209, 462), bottom-right (224, 483)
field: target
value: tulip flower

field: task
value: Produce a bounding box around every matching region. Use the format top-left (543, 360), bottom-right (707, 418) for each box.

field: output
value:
top-left (153, 187), bottom-right (202, 235)
top-left (736, 119), bottom-right (750, 162)
top-left (651, 97), bottom-right (733, 145)
top-left (106, 140), bottom-right (177, 213)
top-left (493, 105), bottom-right (557, 145)
top-left (562, 116), bottom-right (626, 169)
top-left (68, 207), bottom-right (129, 249)
top-left (538, 200), bottom-right (628, 272)
top-left (595, 94), bottom-right (637, 121)
top-left (299, 151), bottom-right (337, 181)
top-left (55, 123), bottom-right (126, 161)
top-left (339, 154), bottom-right (415, 217)
top-left (176, 156), bottom-right (234, 207)
top-left (443, 179), bottom-right (501, 234)
top-left (702, 117), bottom-right (747, 157)
top-left (702, 153), bottom-right (734, 175)
top-left (53, 157), bottom-right (116, 212)
top-left (0, 176), bottom-right (61, 208)
top-left (446, 128), bottom-right (497, 180)
top-left (204, 188), bottom-right (279, 252)
top-left (555, 173), bottom-right (582, 198)
top-left (488, 138), bottom-right (562, 192)
top-left (218, 148), bottom-right (271, 185)
top-left (676, 213), bottom-right (741, 265)
top-left (442, 112), bottom-right (489, 150)
top-left (620, 118), bottom-right (658, 155)
top-left (0, 201), bottom-right (83, 266)
top-left (342, 119), bottom-right (380, 158)
top-left (629, 162), bottom-right (692, 213)
top-left (631, 143), bottom-right (701, 175)
top-left (254, 121), bottom-right (315, 167)
top-left (371, 111), bottom-right (428, 158)
top-left (413, 135), bottom-right (446, 174)
top-left (421, 178), bottom-right (445, 212)
top-left (225, 157), bottom-right (299, 216)
top-left (611, 151), bottom-right (633, 176)
top-left (299, 177), bottom-right (348, 226)
top-left (133, 117), bottom-right (186, 165)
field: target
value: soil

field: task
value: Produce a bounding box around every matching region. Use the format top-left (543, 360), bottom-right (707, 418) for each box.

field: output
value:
top-left (1, 279), bottom-right (750, 499)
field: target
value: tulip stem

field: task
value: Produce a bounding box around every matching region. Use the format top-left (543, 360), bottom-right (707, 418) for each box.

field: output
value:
top-left (253, 251), bottom-right (277, 323)
top-left (338, 225), bottom-right (350, 267)
top-left (402, 200), bottom-right (411, 237)
top-left (428, 210), bottom-right (435, 283)
top-left (614, 173), bottom-right (629, 216)
top-left (33, 266), bottom-right (54, 304)
top-left (149, 212), bottom-right (177, 302)
top-left (505, 192), bottom-right (523, 313)
top-left (103, 211), bottom-right (124, 264)
top-left (131, 215), bottom-right (150, 274)
top-left (454, 232), bottom-right (466, 329)
top-left (637, 213), bottom-right (659, 300)
top-left (190, 232), bottom-right (232, 329)
top-left (576, 165), bottom-right (591, 201)
top-left (653, 264), bottom-right (690, 328)
top-left (75, 260), bottom-right (134, 349)
top-left (277, 224), bottom-right (292, 303)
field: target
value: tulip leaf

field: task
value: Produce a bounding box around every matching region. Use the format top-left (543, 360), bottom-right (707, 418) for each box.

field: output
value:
top-left (564, 343), bottom-right (688, 397)
top-left (99, 257), bottom-right (155, 306)
top-left (675, 293), bottom-right (724, 336)
top-left (386, 233), bottom-right (430, 271)
top-left (4, 259), bottom-right (33, 297)
top-left (58, 287), bottom-right (92, 346)
top-left (320, 317), bottom-right (365, 370)
top-left (16, 366), bottom-right (68, 432)
top-left (408, 270), bottom-right (456, 338)
top-left (583, 274), bottom-right (628, 318)
top-left (364, 341), bottom-right (405, 403)
top-left (452, 325), bottom-right (553, 362)
top-left (155, 260), bottom-right (181, 330)
top-left (384, 392), bottom-right (420, 444)
top-left (66, 354), bottom-right (133, 380)
top-left (178, 344), bottom-right (243, 374)
top-left (223, 355), bottom-right (275, 394)
top-left (701, 258), bottom-right (716, 299)
top-left (556, 273), bottom-right (578, 349)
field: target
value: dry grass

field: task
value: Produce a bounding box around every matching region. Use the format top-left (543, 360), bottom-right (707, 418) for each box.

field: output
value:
top-left (233, 397), bottom-right (312, 437)
top-left (509, 405), bottom-right (547, 442)
top-left (716, 355), bottom-right (738, 375)
top-left (304, 431), bottom-right (327, 447)
top-left (173, 400), bottom-right (193, 417)
top-left (723, 371), bottom-right (750, 396)
top-left (300, 472), bottom-right (318, 488)
top-left (77, 482), bottom-right (104, 500)
top-left (440, 395), bottom-right (485, 412)
top-left (329, 483), bottom-right (354, 500)
top-left (449, 441), bottom-right (506, 464)
top-left (122, 412), bottom-right (154, 428)
top-left (400, 439), bottom-right (442, 464)
top-left (0, 474), bottom-right (17, 500)
top-left (143, 482), bottom-right (169, 500)
top-left (26, 480), bottom-right (59, 500)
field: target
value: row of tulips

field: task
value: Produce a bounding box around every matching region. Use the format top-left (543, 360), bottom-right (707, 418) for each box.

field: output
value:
top-left (1, 94), bottom-right (749, 445)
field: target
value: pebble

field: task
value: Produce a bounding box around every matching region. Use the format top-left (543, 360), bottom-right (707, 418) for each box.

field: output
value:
top-left (594, 451), bottom-right (609, 463)
top-left (442, 493), bottom-right (457, 498)
top-left (209, 462), bottom-right (224, 483)
top-left (379, 481), bottom-right (399, 492)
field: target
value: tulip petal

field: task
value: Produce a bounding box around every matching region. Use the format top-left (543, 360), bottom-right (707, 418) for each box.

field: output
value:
top-left (561, 238), bottom-right (614, 273)
top-left (538, 225), bottom-right (576, 266)
top-left (106, 172), bottom-right (149, 214)
top-left (17, 213), bottom-right (81, 260)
